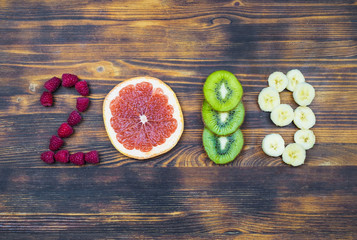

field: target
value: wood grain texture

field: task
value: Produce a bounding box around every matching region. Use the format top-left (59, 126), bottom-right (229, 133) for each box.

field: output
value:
top-left (0, 0), bottom-right (356, 238)
top-left (0, 167), bottom-right (356, 239)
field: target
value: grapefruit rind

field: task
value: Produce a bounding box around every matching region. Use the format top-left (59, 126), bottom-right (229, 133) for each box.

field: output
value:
top-left (103, 76), bottom-right (184, 160)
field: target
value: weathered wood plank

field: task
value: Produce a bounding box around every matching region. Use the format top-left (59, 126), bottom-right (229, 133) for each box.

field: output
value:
top-left (0, 0), bottom-right (356, 60)
top-left (0, 167), bottom-right (356, 239)
top-left (0, 0), bottom-right (356, 238)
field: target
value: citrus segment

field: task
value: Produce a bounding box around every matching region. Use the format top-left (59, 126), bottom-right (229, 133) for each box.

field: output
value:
top-left (103, 77), bottom-right (184, 159)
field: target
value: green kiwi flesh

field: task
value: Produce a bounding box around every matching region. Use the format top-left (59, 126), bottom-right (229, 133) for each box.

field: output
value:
top-left (202, 127), bottom-right (244, 165)
top-left (202, 100), bottom-right (245, 136)
top-left (203, 70), bottom-right (243, 111)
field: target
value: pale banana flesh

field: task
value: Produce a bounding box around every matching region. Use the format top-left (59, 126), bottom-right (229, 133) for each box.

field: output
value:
top-left (294, 129), bottom-right (316, 150)
top-left (262, 133), bottom-right (285, 157)
top-left (282, 143), bottom-right (306, 167)
top-left (258, 87), bottom-right (280, 112)
top-left (268, 72), bottom-right (288, 92)
top-left (286, 69), bottom-right (305, 92)
top-left (294, 106), bottom-right (316, 129)
top-left (293, 82), bottom-right (315, 106)
top-left (270, 104), bottom-right (294, 127)
top-left (258, 69), bottom-right (316, 167)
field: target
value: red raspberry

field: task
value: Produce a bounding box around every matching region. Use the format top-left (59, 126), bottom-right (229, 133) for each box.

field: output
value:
top-left (58, 123), bottom-right (73, 138)
top-left (54, 150), bottom-right (69, 163)
top-left (41, 151), bottom-right (55, 164)
top-left (85, 151), bottom-right (100, 164)
top-left (49, 135), bottom-right (64, 151)
top-left (70, 152), bottom-right (85, 166)
top-left (44, 77), bottom-right (61, 93)
top-left (67, 110), bottom-right (82, 126)
top-left (76, 97), bottom-right (90, 112)
top-left (40, 91), bottom-right (53, 107)
top-left (75, 81), bottom-right (89, 96)
top-left (62, 73), bottom-right (79, 87)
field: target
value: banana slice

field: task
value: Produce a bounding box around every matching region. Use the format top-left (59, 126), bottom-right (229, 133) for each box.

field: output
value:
top-left (258, 87), bottom-right (280, 112)
top-left (262, 133), bottom-right (285, 157)
top-left (268, 72), bottom-right (288, 92)
top-left (270, 104), bottom-right (294, 127)
top-left (294, 129), bottom-right (316, 150)
top-left (286, 69), bottom-right (305, 92)
top-left (294, 106), bottom-right (316, 129)
top-left (293, 82), bottom-right (315, 106)
top-left (282, 143), bottom-right (306, 167)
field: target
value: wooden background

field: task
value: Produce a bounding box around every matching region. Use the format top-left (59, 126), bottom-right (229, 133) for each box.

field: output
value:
top-left (0, 0), bottom-right (356, 239)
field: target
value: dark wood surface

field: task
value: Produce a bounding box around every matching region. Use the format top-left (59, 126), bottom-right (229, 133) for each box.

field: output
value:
top-left (0, 0), bottom-right (356, 239)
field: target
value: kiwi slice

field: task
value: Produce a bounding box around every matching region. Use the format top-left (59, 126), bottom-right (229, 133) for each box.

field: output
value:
top-left (203, 70), bottom-right (243, 111)
top-left (202, 100), bottom-right (245, 136)
top-left (202, 127), bottom-right (244, 165)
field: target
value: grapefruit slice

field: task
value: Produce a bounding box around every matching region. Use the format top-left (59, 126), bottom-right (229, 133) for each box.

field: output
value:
top-left (103, 76), bottom-right (184, 159)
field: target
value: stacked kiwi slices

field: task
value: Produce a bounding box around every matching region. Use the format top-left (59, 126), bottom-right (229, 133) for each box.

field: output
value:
top-left (202, 70), bottom-right (245, 164)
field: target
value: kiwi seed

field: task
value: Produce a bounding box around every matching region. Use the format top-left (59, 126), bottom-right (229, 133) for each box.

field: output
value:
top-left (202, 127), bottom-right (244, 165)
top-left (203, 70), bottom-right (243, 111)
top-left (202, 100), bottom-right (245, 136)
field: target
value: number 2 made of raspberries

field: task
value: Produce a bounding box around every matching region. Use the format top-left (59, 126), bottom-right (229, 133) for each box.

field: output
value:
top-left (40, 74), bottom-right (99, 166)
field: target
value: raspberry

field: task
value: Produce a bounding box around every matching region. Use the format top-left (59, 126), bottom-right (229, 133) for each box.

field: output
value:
top-left (49, 135), bottom-right (64, 151)
top-left (54, 150), bottom-right (69, 163)
top-left (75, 81), bottom-right (89, 96)
top-left (58, 122), bottom-right (73, 138)
top-left (76, 97), bottom-right (90, 112)
top-left (40, 91), bottom-right (53, 107)
top-left (62, 73), bottom-right (79, 87)
top-left (44, 77), bottom-right (61, 93)
top-left (41, 151), bottom-right (55, 164)
top-left (70, 152), bottom-right (85, 166)
top-left (85, 151), bottom-right (100, 164)
top-left (67, 110), bottom-right (82, 126)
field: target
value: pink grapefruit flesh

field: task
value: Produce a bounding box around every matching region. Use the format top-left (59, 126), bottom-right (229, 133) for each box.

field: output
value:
top-left (103, 77), bottom-right (184, 159)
